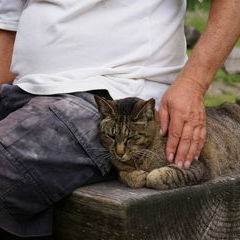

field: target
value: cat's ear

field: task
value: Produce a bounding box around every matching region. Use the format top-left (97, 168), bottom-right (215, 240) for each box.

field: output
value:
top-left (134, 98), bottom-right (155, 121)
top-left (94, 96), bottom-right (116, 118)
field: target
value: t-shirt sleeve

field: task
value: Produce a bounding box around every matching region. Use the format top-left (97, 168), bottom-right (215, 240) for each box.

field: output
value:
top-left (0, 0), bottom-right (26, 31)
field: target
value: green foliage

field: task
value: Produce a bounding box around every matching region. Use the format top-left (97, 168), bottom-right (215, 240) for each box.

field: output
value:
top-left (186, 0), bottom-right (240, 46)
top-left (185, 7), bottom-right (208, 32)
top-left (204, 93), bottom-right (238, 106)
top-left (216, 69), bottom-right (240, 86)
top-left (236, 39), bottom-right (240, 47)
top-left (187, 0), bottom-right (210, 11)
top-left (186, 2), bottom-right (240, 107)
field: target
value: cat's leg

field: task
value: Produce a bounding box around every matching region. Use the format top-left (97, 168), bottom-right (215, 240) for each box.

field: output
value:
top-left (146, 160), bottom-right (206, 190)
top-left (119, 170), bottom-right (149, 188)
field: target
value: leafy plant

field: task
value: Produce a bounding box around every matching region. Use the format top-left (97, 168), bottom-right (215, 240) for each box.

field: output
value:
top-left (204, 93), bottom-right (238, 106)
top-left (216, 69), bottom-right (240, 86)
top-left (187, 0), bottom-right (210, 11)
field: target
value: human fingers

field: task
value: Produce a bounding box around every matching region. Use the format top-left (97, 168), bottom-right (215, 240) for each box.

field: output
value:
top-left (174, 124), bottom-right (194, 168)
top-left (166, 114), bottom-right (184, 163)
top-left (183, 127), bottom-right (201, 168)
top-left (159, 103), bottom-right (169, 136)
top-left (195, 127), bottom-right (207, 159)
top-left (189, 110), bottom-right (207, 161)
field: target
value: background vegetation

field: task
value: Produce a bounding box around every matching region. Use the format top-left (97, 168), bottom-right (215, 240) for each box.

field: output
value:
top-left (185, 1), bottom-right (240, 106)
top-left (187, 0), bottom-right (210, 11)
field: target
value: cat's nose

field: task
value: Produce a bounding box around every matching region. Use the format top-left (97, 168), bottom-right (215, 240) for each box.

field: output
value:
top-left (116, 143), bottom-right (125, 157)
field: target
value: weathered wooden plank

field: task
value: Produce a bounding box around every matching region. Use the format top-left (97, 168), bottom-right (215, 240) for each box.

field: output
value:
top-left (53, 176), bottom-right (240, 240)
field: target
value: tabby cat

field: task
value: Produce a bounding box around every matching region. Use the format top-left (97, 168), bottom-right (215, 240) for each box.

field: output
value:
top-left (95, 96), bottom-right (240, 190)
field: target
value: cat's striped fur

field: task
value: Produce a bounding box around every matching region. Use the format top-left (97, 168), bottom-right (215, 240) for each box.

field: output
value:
top-left (95, 96), bottom-right (240, 190)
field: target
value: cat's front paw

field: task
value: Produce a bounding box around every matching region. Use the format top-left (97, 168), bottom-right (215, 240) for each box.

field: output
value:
top-left (146, 167), bottom-right (176, 190)
top-left (120, 170), bottom-right (148, 188)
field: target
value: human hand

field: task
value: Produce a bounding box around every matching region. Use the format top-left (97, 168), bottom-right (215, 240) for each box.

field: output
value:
top-left (159, 80), bottom-right (207, 169)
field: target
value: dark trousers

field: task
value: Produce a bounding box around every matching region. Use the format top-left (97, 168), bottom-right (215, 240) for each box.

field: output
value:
top-left (0, 84), bottom-right (116, 239)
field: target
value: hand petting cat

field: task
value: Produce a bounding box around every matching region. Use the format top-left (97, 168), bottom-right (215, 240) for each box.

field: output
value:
top-left (95, 95), bottom-right (240, 190)
top-left (159, 0), bottom-right (240, 169)
top-left (159, 79), bottom-right (206, 170)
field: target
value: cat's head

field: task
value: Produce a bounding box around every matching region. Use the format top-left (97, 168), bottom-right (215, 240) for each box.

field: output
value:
top-left (95, 96), bottom-right (158, 163)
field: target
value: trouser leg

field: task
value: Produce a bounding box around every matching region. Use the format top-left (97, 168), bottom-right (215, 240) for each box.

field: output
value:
top-left (0, 89), bottom-right (115, 237)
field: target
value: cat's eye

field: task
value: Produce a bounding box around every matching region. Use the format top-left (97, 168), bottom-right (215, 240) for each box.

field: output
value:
top-left (106, 134), bottom-right (116, 140)
top-left (127, 136), bottom-right (135, 140)
top-left (127, 135), bottom-right (140, 141)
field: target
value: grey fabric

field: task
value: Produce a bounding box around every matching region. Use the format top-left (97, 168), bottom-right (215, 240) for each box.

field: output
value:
top-left (0, 84), bottom-right (115, 237)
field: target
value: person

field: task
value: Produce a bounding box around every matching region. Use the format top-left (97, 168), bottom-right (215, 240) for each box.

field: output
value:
top-left (0, 0), bottom-right (239, 239)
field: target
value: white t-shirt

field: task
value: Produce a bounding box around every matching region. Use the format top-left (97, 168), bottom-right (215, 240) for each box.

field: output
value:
top-left (0, 0), bottom-right (188, 108)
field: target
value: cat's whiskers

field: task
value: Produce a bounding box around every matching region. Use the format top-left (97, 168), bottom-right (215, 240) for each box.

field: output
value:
top-left (90, 147), bottom-right (112, 156)
top-left (131, 153), bottom-right (143, 160)
top-left (134, 149), bottom-right (161, 161)
top-left (94, 151), bottom-right (113, 160)
top-left (130, 154), bottom-right (142, 170)
top-left (133, 159), bottom-right (140, 170)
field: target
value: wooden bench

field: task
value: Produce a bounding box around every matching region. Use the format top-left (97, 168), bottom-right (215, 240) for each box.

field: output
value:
top-left (53, 177), bottom-right (240, 240)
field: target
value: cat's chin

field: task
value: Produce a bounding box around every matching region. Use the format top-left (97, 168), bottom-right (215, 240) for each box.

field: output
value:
top-left (115, 157), bottom-right (131, 163)
top-left (119, 159), bottom-right (131, 163)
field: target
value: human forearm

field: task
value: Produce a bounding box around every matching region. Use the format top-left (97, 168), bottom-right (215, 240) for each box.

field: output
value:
top-left (0, 30), bottom-right (16, 83)
top-left (176, 0), bottom-right (240, 94)
top-left (159, 0), bottom-right (240, 169)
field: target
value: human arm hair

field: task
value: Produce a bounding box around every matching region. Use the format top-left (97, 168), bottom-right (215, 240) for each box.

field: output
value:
top-left (176, 0), bottom-right (240, 93)
top-left (159, 0), bottom-right (240, 168)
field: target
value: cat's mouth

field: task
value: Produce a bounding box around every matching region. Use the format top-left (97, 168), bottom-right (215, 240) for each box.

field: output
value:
top-left (118, 158), bottom-right (130, 162)
top-left (115, 154), bottom-right (131, 162)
